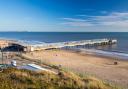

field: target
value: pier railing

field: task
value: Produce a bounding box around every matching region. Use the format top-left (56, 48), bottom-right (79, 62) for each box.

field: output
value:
top-left (24, 38), bottom-right (117, 51)
top-left (1, 38), bottom-right (117, 52)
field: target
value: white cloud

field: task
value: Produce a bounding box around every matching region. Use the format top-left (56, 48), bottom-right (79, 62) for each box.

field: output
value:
top-left (62, 18), bottom-right (87, 22)
top-left (61, 12), bottom-right (128, 28)
top-left (62, 22), bottom-right (93, 26)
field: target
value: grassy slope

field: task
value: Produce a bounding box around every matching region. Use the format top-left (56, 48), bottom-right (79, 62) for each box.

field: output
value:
top-left (0, 68), bottom-right (121, 89)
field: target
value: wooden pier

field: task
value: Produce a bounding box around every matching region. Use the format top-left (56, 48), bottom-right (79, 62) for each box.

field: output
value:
top-left (0, 38), bottom-right (117, 52)
top-left (16, 38), bottom-right (117, 52)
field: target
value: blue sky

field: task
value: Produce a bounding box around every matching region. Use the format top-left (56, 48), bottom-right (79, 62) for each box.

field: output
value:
top-left (0, 0), bottom-right (128, 32)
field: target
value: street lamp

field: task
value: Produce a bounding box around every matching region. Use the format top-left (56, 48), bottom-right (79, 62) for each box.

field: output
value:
top-left (1, 48), bottom-right (4, 65)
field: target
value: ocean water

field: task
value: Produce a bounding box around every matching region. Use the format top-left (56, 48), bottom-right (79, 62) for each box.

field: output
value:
top-left (0, 32), bottom-right (128, 53)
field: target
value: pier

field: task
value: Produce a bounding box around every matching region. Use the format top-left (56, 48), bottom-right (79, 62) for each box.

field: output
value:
top-left (0, 38), bottom-right (117, 52)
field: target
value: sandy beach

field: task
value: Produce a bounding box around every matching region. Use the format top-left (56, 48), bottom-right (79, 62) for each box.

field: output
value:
top-left (21, 49), bottom-right (128, 88)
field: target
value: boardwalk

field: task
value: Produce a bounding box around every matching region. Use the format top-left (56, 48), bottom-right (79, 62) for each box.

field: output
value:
top-left (0, 38), bottom-right (117, 52)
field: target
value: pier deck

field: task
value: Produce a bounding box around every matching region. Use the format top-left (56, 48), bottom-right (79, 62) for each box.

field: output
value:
top-left (14, 38), bottom-right (117, 52)
top-left (0, 39), bottom-right (117, 52)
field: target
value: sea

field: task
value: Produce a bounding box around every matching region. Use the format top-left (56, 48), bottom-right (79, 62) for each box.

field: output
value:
top-left (0, 32), bottom-right (128, 54)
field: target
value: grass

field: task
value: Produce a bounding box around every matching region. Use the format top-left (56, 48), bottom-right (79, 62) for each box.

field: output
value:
top-left (0, 68), bottom-right (122, 89)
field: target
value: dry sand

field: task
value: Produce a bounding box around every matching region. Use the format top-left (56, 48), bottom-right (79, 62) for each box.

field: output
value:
top-left (23, 49), bottom-right (128, 88)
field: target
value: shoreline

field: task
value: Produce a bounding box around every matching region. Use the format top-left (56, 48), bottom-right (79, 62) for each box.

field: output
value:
top-left (2, 38), bottom-right (128, 61)
top-left (63, 48), bottom-right (128, 60)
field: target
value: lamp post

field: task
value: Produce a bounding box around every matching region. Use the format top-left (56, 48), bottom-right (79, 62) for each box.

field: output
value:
top-left (1, 48), bottom-right (6, 65)
top-left (1, 48), bottom-right (4, 65)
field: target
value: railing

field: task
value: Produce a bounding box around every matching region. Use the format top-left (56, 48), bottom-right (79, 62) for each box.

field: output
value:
top-left (28, 39), bottom-right (117, 51)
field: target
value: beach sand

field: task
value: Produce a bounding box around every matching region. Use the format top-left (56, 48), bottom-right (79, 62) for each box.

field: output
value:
top-left (23, 49), bottom-right (128, 88)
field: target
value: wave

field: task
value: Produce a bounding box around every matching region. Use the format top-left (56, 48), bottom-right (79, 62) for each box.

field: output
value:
top-left (65, 48), bottom-right (128, 60)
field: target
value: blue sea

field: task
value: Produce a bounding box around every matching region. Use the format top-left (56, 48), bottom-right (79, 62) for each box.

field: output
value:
top-left (0, 32), bottom-right (128, 54)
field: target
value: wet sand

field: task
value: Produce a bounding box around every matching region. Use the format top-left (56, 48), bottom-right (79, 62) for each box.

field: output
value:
top-left (22, 49), bottom-right (128, 88)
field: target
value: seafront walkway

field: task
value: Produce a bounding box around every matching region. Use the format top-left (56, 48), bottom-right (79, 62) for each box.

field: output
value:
top-left (0, 38), bottom-right (117, 51)
top-left (23, 38), bottom-right (117, 51)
